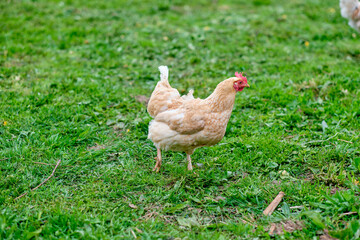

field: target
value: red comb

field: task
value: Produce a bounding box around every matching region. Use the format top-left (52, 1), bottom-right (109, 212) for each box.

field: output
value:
top-left (235, 72), bottom-right (247, 83)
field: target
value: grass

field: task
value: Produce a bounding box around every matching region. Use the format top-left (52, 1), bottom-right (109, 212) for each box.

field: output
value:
top-left (1, 0), bottom-right (360, 239)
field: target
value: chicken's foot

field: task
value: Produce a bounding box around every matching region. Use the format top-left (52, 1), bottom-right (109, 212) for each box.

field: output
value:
top-left (153, 148), bottom-right (162, 172)
top-left (187, 154), bottom-right (193, 171)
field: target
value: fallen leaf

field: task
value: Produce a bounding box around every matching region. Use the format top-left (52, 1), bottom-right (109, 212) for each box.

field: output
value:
top-left (268, 220), bottom-right (304, 235)
top-left (129, 203), bottom-right (138, 209)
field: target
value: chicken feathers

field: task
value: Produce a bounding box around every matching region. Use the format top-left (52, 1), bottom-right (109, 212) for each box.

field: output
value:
top-left (340, 0), bottom-right (360, 32)
top-left (147, 66), bottom-right (249, 171)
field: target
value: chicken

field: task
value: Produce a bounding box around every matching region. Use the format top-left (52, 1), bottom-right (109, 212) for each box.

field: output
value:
top-left (340, 0), bottom-right (360, 32)
top-left (147, 66), bottom-right (250, 172)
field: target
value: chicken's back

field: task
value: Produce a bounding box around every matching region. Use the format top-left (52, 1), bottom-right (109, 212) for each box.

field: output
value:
top-left (147, 66), bottom-right (182, 117)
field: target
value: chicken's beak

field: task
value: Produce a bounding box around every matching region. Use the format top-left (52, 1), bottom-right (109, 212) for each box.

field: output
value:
top-left (244, 83), bottom-right (250, 88)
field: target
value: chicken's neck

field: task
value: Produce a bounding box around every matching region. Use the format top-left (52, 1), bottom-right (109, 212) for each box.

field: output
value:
top-left (205, 88), bottom-right (236, 113)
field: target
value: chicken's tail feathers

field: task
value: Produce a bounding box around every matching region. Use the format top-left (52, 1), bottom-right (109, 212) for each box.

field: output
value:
top-left (158, 66), bottom-right (169, 82)
top-left (340, 0), bottom-right (359, 19)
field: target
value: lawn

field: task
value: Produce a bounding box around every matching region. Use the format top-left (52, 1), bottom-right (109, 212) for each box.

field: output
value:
top-left (1, 0), bottom-right (360, 239)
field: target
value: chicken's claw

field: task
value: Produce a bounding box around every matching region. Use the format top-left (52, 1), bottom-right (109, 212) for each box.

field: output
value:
top-left (152, 153), bottom-right (162, 172)
top-left (152, 160), bottom-right (161, 172)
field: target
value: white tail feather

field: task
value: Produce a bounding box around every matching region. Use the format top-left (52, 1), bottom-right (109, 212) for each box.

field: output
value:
top-left (158, 66), bottom-right (169, 82)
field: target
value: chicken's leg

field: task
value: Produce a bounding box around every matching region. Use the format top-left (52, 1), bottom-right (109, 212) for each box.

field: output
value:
top-left (153, 148), bottom-right (162, 172)
top-left (187, 154), bottom-right (193, 171)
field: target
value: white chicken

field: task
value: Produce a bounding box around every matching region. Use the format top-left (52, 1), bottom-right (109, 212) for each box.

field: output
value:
top-left (340, 0), bottom-right (360, 32)
top-left (147, 66), bottom-right (250, 172)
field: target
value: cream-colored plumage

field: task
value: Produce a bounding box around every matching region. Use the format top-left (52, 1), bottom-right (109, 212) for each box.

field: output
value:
top-left (147, 66), bottom-right (249, 172)
top-left (340, 0), bottom-right (360, 32)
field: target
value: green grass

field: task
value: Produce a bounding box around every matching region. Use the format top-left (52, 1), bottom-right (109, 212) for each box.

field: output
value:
top-left (1, 0), bottom-right (360, 239)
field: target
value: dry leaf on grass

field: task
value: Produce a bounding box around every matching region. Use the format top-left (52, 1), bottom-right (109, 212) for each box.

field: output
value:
top-left (269, 220), bottom-right (304, 235)
top-left (129, 203), bottom-right (138, 209)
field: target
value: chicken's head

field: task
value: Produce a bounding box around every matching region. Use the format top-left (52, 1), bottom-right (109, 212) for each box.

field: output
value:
top-left (233, 72), bottom-right (250, 92)
top-left (211, 72), bottom-right (250, 99)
